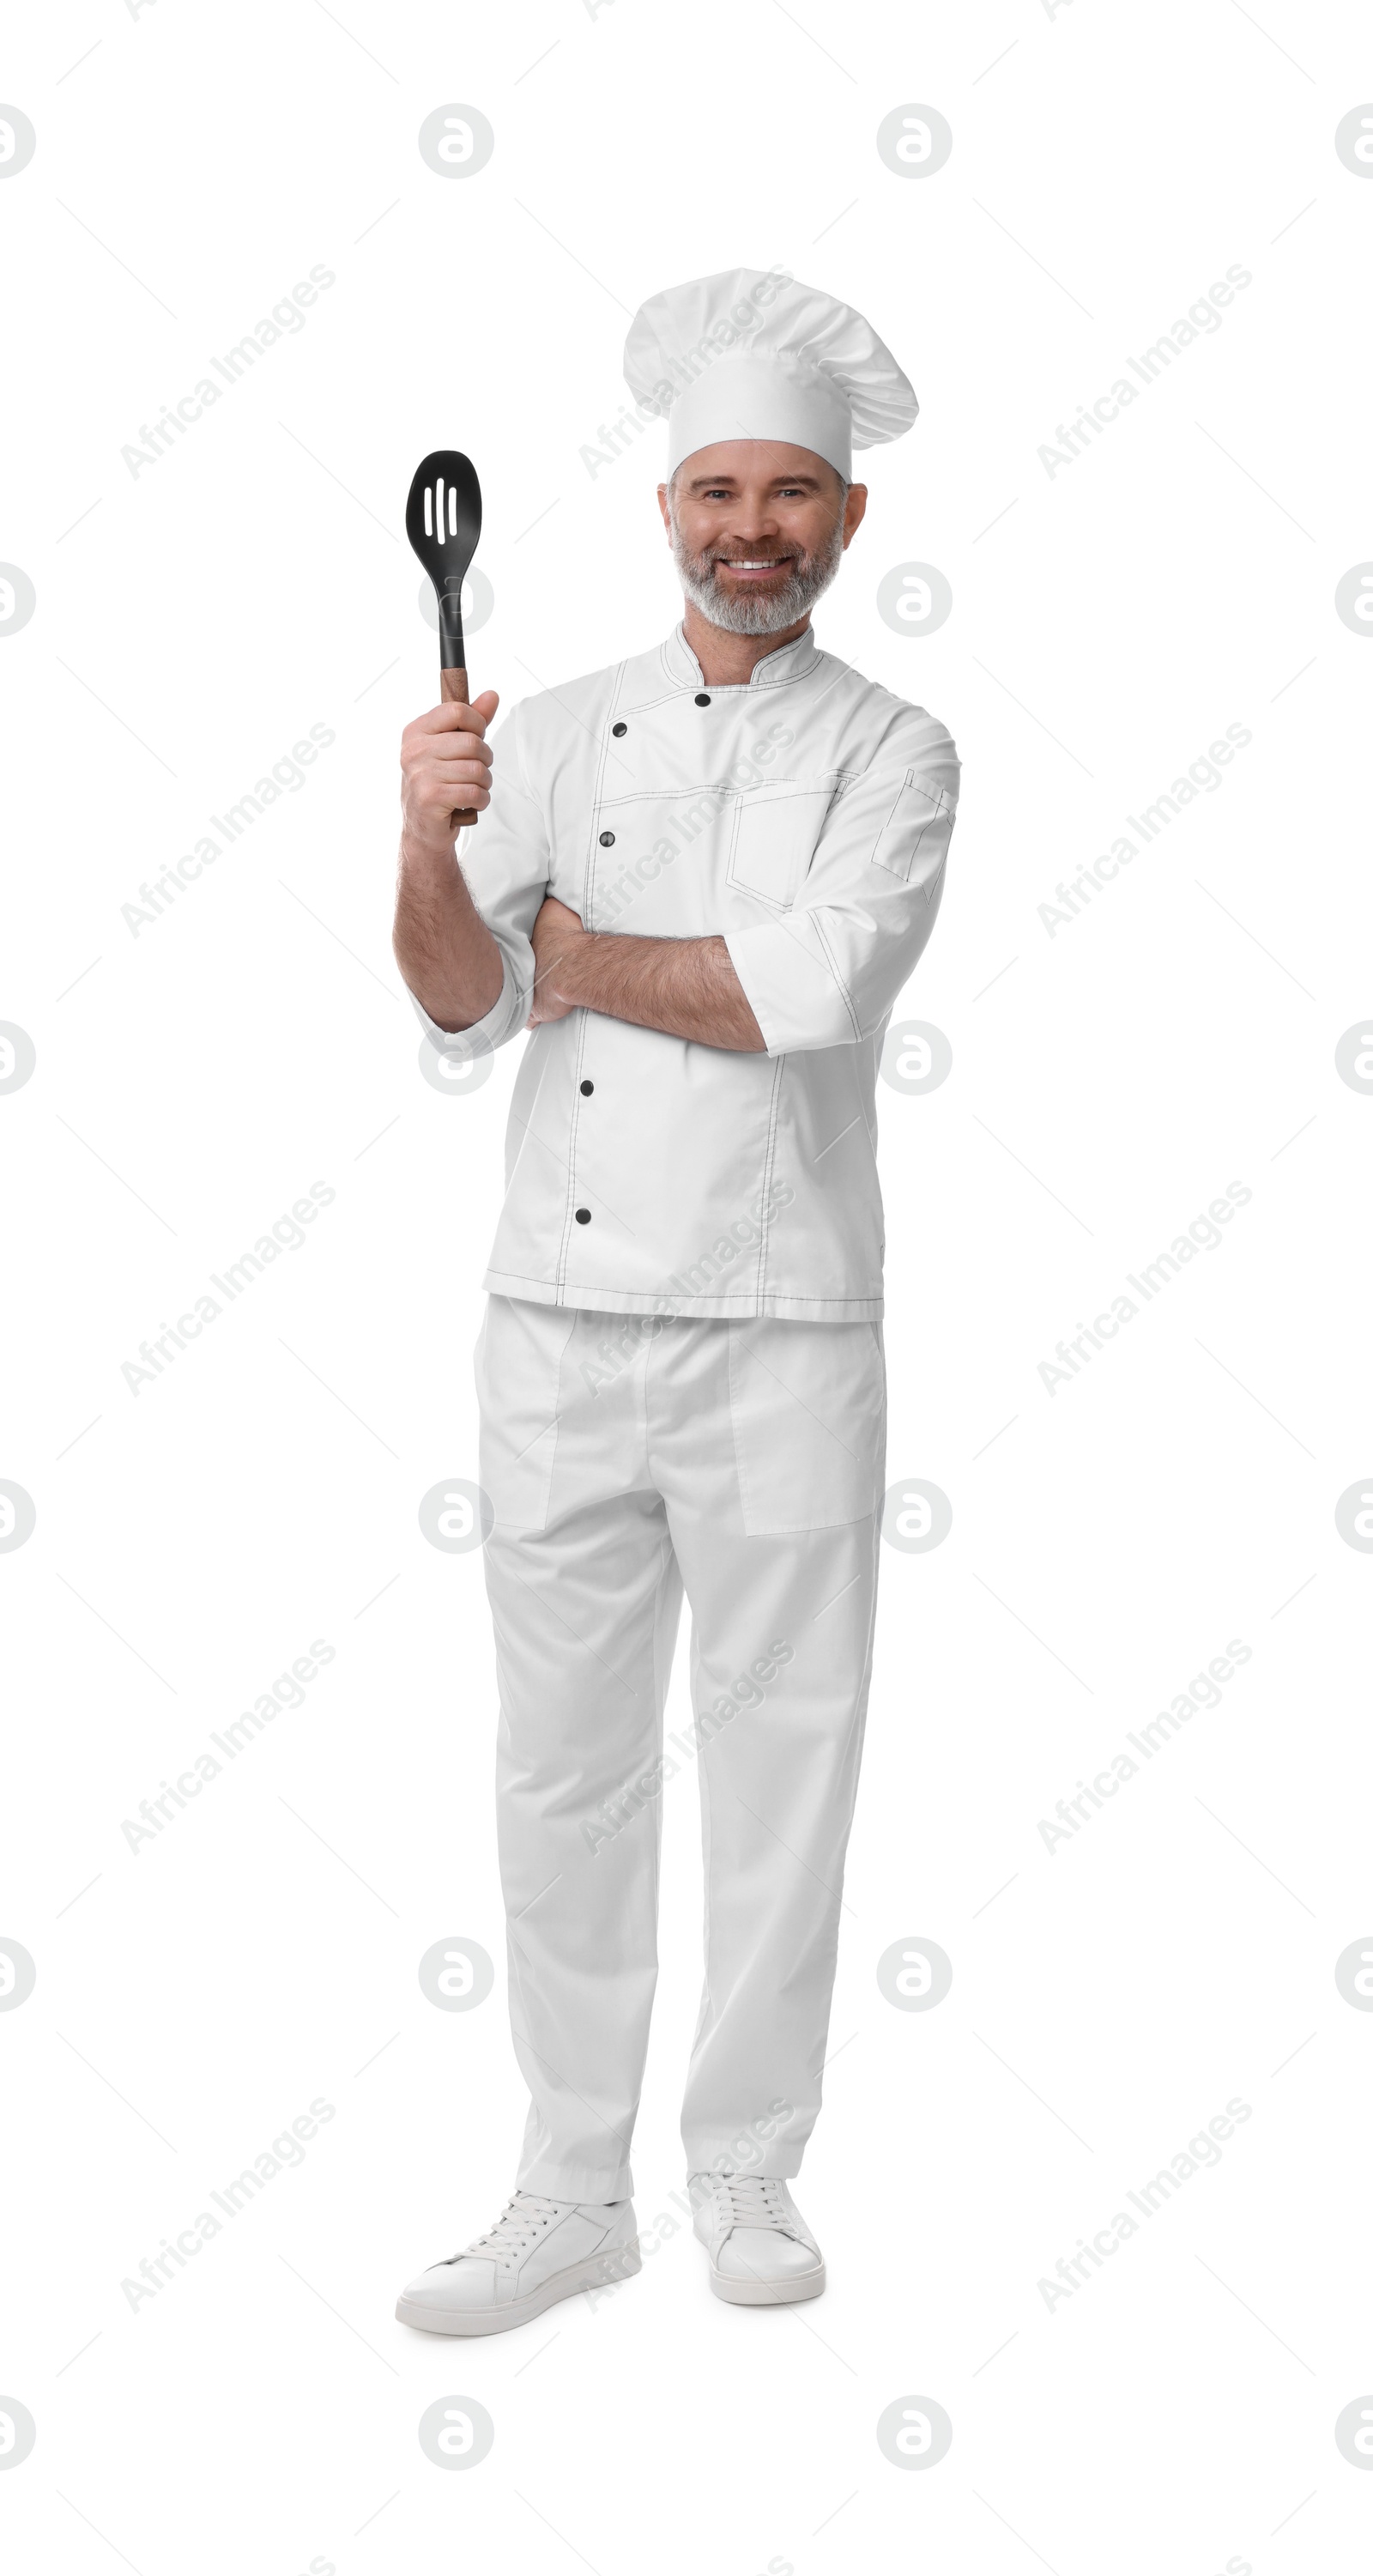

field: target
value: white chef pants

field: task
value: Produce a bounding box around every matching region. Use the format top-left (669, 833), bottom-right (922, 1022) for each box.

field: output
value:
top-left (475, 1294), bottom-right (886, 2202)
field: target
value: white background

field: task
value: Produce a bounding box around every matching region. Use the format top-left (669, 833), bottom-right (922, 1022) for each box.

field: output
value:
top-left (3, 1), bottom-right (1371, 2568)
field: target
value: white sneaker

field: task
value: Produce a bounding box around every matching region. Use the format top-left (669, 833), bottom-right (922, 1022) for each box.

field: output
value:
top-left (690, 2172), bottom-right (826, 2306)
top-left (396, 2190), bottom-right (640, 2337)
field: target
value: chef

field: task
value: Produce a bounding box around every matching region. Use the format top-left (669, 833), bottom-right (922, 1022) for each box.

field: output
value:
top-left (391, 268), bottom-right (959, 2337)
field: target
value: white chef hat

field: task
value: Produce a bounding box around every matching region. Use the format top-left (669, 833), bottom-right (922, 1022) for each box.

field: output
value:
top-left (623, 266), bottom-right (917, 482)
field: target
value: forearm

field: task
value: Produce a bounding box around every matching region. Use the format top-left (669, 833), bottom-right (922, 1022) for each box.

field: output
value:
top-left (392, 836), bottom-right (506, 1033)
top-left (554, 929), bottom-right (765, 1051)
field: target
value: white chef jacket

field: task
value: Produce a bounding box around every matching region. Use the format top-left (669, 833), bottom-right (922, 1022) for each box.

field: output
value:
top-left (411, 622), bottom-right (959, 1321)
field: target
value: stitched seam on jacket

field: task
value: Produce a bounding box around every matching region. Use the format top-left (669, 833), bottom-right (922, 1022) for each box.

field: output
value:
top-left (595, 773), bottom-right (852, 811)
top-left (868, 771), bottom-right (915, 869)
top-left (550, 665), bottom-right (627, 1293)
top-left (753, 1055), bottom-right (785, 1306)
top-left (584, 663), bottom-right (629, 923)
top-left (557, 1019), bottom-right (594, 1295)
top-left (484, 1266), bottom-right (879, 1307)
top-left (808, 909), bottom-right (862, 1042)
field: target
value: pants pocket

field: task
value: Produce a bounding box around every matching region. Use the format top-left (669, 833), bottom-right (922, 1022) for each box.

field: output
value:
top-left (475, 1295), bottom-right (579, 1532)
top-left (728, 1319), bottom-right (885, 1533)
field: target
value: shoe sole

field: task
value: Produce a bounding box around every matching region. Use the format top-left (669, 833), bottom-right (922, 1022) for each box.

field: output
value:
top-left (396, 2242), bottom-right (641, 2337)
top-left (709, 2259), bottom-right (826, 2306)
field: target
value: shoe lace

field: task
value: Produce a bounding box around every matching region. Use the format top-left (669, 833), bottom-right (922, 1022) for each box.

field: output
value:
top-left (711, 2173), bottom-right (796, 2236)
top-left (458, 2192), bottom-right (567, 2268)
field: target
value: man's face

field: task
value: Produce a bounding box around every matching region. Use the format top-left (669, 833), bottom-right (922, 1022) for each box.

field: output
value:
top-left (659, 442), bottom-right (868, 637)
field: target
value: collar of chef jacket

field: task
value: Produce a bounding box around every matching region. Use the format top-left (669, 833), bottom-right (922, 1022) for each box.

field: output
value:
top-left (410, 624), bottom-right (959, 1325)
top-left (661, 621), bottom-right (822, 691)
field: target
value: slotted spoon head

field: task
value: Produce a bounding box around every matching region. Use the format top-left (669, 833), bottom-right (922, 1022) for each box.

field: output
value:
top-left (406, 450), bottom-right (482, 676)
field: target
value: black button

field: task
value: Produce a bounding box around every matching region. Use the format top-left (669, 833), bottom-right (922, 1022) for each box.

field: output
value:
top-left (612, 722), bottom-right (627, 737)
top-left (694, 692), bottom-right (711, 706)
top-left (575, 1206), bottom-right (591, 1223)
top-left (599, 830), bottom-right (615, 846)
top-left (579, 1079), bottom-right (594, 1095)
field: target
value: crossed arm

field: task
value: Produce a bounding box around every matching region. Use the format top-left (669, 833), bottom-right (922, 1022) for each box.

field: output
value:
top-left (392, 695), bottom-right (765, 1052)
top-left (523, 897), bottom-right (765, 1050)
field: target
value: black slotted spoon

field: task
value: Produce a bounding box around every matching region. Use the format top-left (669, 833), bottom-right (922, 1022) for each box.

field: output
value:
top-left (406, 448), bottom-right (484, 826)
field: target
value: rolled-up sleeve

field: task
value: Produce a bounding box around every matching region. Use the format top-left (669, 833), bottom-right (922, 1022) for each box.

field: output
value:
top-left (410, 701), bottom-right (550, 1056)
top-left (723, 739), bottom-right (959, 1056)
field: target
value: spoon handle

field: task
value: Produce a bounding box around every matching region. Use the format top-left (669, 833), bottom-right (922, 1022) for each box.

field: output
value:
top-left (440, 664), bottom-right (478, 829)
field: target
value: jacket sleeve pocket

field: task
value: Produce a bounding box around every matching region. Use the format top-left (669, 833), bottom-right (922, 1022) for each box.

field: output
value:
top-left (869, 773), bottom-right (953, 888)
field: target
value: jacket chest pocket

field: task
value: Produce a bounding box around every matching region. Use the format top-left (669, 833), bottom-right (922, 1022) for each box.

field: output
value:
top-left (726, 778), bottom-right (838, 911)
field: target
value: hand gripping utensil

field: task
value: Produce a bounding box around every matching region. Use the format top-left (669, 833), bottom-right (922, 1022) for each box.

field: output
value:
top-left (406, 449), bottom-right (484, 827)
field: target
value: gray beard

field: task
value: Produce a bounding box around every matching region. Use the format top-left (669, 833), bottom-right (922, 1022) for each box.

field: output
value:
top-left (668, 506), bottom-right (846, 637)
